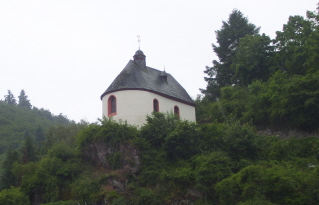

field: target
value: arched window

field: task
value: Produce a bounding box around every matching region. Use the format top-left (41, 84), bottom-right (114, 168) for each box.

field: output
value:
top-left (108, 95), bottom-right (117, 116)
top-left (153, 99), bottom-right (159, 112)
top-left (174, 105), bottom-right (180, 118)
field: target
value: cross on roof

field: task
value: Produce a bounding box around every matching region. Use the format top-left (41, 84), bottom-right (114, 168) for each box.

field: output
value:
top-left (137, 35), bottom-right (141, 50)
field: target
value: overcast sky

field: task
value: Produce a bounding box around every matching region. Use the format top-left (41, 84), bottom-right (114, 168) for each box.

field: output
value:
top-left (0, 0), bottom-right (317, 123)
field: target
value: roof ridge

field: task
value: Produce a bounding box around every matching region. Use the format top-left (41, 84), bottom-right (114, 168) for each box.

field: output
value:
top-left (101, 59), bottom-right (195, 106)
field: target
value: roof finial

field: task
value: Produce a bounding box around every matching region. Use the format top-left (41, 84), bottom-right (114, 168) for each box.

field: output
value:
top-left (137, 35), bottom-right (141, 50)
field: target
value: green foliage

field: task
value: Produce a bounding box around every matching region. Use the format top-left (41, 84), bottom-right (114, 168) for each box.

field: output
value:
top-left (77, 118), bottom-right (138, 149)
top-left (107, 151), bottom-right (122, 170)
top-left (219, 86), bottom-right (249, 120)
top-left (238, 199), bottom-right (277, 205)
top-left (137, 113), bottom-right (198, 186)
top-left (4, 90), bottom-right (17, 106)
top-left (35, 125), bottom-right (45, 143)
top-left (160, 159), bottom-right (194, 186)
top-left (231, 34), bottom-right (275, 86)
top-left (48, 142), bottom-right (78, 162)
top-left (71, 176), bottom-right (100, 203)
top-left (193, 151), bottom-right (232, 187)
top-left (248, 70), bottom-right (319, 131)
top-left (221, 122), bottom-right (258, 161)
top-left (21, 131), bottom-right (36, 164)
top-left (140, 112), bottom-right (179, 148)
top-left (1, 110), bottom-right (318, 204)
top-left (17, 89), bottom-right (32, 109)
top-left (112, 196), bottom-right (129, 205)
top-left (12, 142), bottom-right (81, 204)
top-left (0, 148), bottom-right (19, 189)
top-left (163, 120), bottom-right (200, 160)
top-left (274, 15), bottom-right (313, 75)
top-left (76, 118), bottom-right (138, 172)
top-left (131, 187), bottom-right (161, 205)
top-left (215, 163), bottom-right (315, 205)
top-left (0, 187), bottom-right (30, 205)
top-left (199, 5), bottom-right (319, 133)
top-left (45, 123), bottom-right (86, 150)
top-left (198, 122), bottom-right (226, 152)
top-left (198, 69), bottom-right (319, 132)
top-left (203, 9), bottom-right (260, 99)
top-left (42, 201), bottom-right (77, 205)
top-left (0, 98), bottom-right (73, 156)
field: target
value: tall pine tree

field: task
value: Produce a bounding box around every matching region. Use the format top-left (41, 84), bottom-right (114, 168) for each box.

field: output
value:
top-left (203, 9), bottom-right (260, 100)
top-left (17, 89), bottom-right (32, 109)
top-left (0, 147), bottom-right (19, 190)
top-left (21, 131), bottom-right (36, 164)
top-left (4, 90), bottom-right (17, 106)
top-left (35, 125), bottom-right (45, 144)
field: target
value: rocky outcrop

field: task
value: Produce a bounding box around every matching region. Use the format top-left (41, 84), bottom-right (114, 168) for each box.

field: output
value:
top-left (82, 141), bottom-right (140, 174)
top-left (81, 141), bottom-right (206, 205)
top-left (81, 141), bottom-right (140, 195)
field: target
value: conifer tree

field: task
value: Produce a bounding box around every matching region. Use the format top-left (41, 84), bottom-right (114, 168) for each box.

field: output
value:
top-left (4, 90), bottom-right (17, 106)
top-left (35, 125), bottom-right (45, 143)
top-left (0, 147), bottom-right (19, 190)
top-left (21, 131), bottom-right (36, 164)
top-left (203, 9), bottom-right (260, 100)
top-left (17, 89), bottom-right (32, 109)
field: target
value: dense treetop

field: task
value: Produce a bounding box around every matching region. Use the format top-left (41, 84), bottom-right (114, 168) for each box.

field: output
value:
top-left (200, 5), bottom-right (319, 132)
top-left (0, 90), bottom-right (72, 154)
top-left (203, 9), bottom-right (260, 100)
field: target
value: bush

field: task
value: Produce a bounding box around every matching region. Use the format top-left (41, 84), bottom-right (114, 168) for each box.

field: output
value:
top-left (76, 118), bottom-right (138, 149)
top-left (42, 201), bottom-right (77, 205)
top-left (215, 163), bottom-right (310, 205)
top-left (0, 187), bottom-right (30, 205)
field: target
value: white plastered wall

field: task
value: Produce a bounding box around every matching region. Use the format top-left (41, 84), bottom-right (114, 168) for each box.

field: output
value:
top-left (102, 90), bottom-right (196, 127)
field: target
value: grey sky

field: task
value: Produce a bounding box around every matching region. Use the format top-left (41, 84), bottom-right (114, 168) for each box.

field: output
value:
top-left (0, 0), bottom-right (317, 123)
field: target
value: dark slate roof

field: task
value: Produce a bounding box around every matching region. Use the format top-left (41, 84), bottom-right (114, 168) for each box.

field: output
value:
top-left (101, 60), bottom-right (195, 106)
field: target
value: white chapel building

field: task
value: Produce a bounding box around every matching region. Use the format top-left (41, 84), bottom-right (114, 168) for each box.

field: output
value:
top-left (101, 50), bottom-right (196, 127)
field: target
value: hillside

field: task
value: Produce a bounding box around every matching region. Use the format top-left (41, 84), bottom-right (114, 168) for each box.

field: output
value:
top-left (0, 102), bottom-right (71, 153)
top-left (0, 91), bottom-right (74, 178)
top-left (1, 113), bottom-right (319, 205)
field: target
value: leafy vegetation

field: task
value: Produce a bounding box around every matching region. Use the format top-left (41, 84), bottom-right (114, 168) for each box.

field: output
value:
top-left (0, 90), bottom-right (76, 184)
top-left (1, 111), bottom-right (319, 204)
top-left (199, 4), bottom-right (319, 132)
top-left (203, 9), bottom-right (260, 100)
top-left (0, 90), bottom-right (73, 154)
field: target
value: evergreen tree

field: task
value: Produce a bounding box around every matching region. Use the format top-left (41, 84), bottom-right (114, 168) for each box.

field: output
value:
top-left (17, 89), bottom-right (32, 109)
top-left (203, 9), bottom-right (260, 100)
top-left (21, 131), bottom-right (36, 164)
top-left (0, 147), bottom-right (19, 190)
top-left (35, 125), bottom-right (45, 144)
top-left (4, 90), bottom-right (17, 106)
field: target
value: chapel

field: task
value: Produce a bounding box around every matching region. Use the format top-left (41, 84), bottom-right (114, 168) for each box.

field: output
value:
top-left (101, 50), bottom-right (196, 127)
